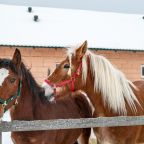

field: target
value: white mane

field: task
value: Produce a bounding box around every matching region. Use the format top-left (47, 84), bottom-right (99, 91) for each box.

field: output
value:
top-left (68, 48), bottom-right (141, 114)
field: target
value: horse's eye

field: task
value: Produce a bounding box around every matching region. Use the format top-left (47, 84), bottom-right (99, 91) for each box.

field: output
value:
top-left (9, 77), bottom-right (16, 83)
top-left (64, 64), bottom-right (70, 69)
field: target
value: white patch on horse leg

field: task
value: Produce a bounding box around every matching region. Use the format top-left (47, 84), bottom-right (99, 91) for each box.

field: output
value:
top-left (42, 81), bottom-right (54, 97)
top-left (11, 137), bottom-right (17, 144)
top-left (90, 128), bottom-right (97, 139)
top-left (77, 136), bottom-right (82, 144)
top-left (0, 68), bottom-right (9, 86)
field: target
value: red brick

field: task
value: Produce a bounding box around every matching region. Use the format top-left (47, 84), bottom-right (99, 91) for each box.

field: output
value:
top-left (1, 46), bottom-right (144, 83)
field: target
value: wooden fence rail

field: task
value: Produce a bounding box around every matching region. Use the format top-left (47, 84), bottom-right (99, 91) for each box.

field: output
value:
top-left (1, 116), bottom-right (144, 132)
top-left (1, 116), bottom-right (144, 144)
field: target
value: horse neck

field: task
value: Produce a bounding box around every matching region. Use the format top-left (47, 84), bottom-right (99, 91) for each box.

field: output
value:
top-left (76, 68), bottom-right (114, 117)
top-left (10, 79), bottom-right (41, 120)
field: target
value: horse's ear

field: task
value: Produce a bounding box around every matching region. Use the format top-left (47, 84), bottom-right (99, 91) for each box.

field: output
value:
top-left (12, 49), bottom-right (21, 69)
top-left (75, 40), bottom-right (87, 60)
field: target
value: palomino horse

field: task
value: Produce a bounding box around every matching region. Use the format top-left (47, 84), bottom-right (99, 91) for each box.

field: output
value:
top-left (43, 41), bottom-right (144, 144)
top-left (0, 49), bottom-right (92, 144)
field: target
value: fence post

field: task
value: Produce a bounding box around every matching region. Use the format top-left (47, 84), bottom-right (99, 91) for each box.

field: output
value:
top-left (0, 132), bottom-right (2, 144)
top-left (0, 119), bottom-right (1, 144)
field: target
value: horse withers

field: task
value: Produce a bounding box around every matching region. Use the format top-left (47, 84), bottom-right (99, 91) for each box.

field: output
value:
top-left (43, 41), bottom-right (144, 144)
top-left (0, 49), bottom-right (92, 144)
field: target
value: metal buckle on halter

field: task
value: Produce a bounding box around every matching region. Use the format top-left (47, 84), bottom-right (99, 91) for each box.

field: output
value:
top-left (0, 100), bottom-right (7, 107)
top-left (15, 99), bottom-right (18, 105)
top-left (1, 101), bottom-right (7, 109)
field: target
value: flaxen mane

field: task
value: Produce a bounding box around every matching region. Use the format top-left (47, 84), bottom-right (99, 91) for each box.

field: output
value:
top-left (68, 47), bottom-right (140, 114)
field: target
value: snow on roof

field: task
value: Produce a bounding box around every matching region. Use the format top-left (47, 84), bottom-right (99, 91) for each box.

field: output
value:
top-left (0, 4), bottom-right (144, 50)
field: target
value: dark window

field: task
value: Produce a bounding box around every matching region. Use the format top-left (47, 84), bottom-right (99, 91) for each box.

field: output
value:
top-left (141, 65), bottom-right (144, 78)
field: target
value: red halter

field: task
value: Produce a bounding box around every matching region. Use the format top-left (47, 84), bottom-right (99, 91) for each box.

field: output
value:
top-left (44, 61), bottom-right (82, 95)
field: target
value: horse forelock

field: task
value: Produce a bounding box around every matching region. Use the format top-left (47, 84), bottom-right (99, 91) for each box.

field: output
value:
top-left (0, 59), bottom-right (18, 74)
top-left (67, 45), bottom-right (79, 77)
top-left (80, 50), bottom-right (140, 114)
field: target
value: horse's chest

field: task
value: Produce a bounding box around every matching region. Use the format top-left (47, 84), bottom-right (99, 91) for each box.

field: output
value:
top-left (95, 127), bottom-right (118, 144)
top-left (12, 133), bottom-right (45, 144)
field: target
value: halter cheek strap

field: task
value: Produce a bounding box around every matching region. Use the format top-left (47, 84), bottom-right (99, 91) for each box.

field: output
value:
top-left (0, 80), bottom-right (22, 112)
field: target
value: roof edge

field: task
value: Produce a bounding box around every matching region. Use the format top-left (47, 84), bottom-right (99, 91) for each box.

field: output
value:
top-left (0, 44), bottom-right (144, 52)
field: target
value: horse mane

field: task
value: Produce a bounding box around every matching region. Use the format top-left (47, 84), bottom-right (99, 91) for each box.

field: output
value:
top-left (68, 47), bottom-right (141, 114)
top-left (85, 51), bottom-right (141, 114)
top-left (20, 62), bottom-right (47, 103)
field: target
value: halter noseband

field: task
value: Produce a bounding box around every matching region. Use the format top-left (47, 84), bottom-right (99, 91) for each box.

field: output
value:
top-left (44, 61), bottom-right (82, 95)
top-left (0, 80), bottom-right (22, 112)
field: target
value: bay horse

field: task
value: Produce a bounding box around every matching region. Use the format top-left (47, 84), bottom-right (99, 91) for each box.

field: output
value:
top-left (0, 49), bottom-right (92, 144)
top-left (43, 41), bottom-right (144, 144)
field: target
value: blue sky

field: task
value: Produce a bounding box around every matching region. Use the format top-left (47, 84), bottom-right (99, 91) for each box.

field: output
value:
top-left (0, 0), bottom-right (144, 14)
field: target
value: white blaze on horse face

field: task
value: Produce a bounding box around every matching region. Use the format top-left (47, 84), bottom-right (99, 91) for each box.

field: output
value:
top-left (0, 68), bottom-right (9, 86)
top-left (42, 81), bottom-right (54, 97)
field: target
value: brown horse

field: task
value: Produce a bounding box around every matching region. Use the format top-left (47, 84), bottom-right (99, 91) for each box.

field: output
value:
top-left (43, 41), bottom-right (144, 144)
top-left (0, 49), bottom-right (92, 144)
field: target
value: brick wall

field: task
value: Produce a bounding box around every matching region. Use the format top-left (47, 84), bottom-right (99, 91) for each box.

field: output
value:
top-left (0, 46), bottom-right (144, 84)
top-left (94, 50), bottom-right (144, 81)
